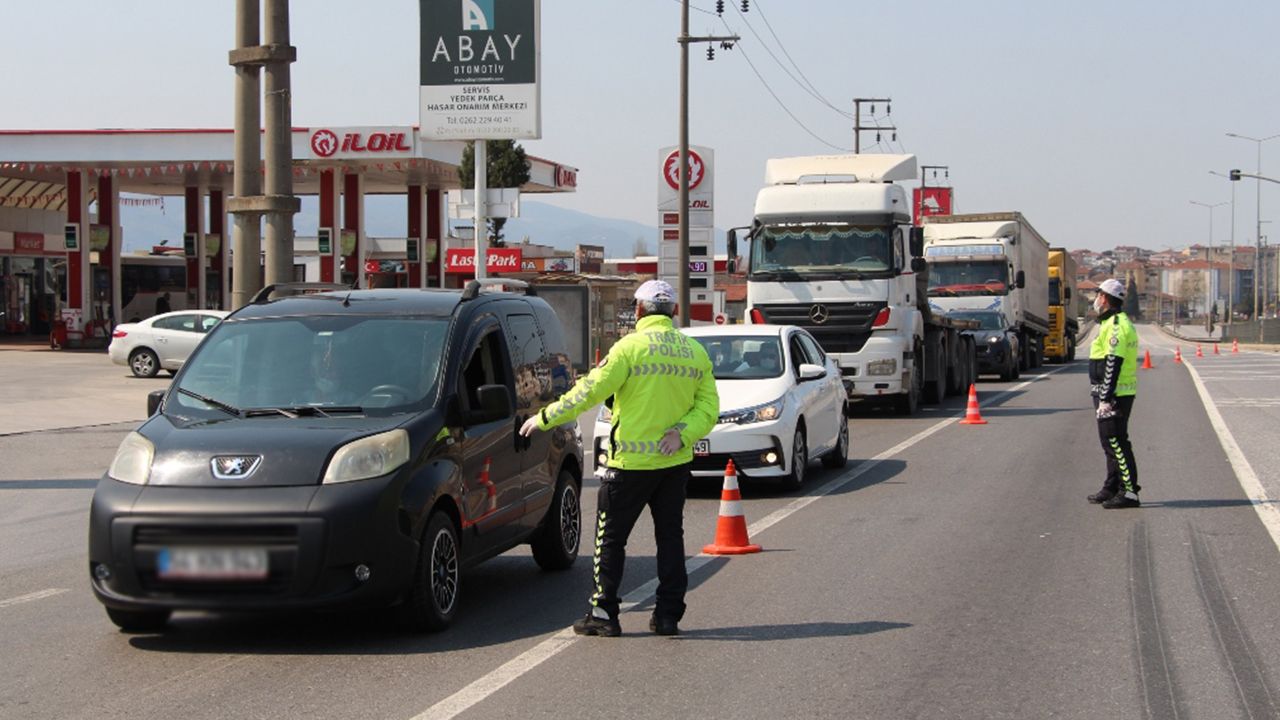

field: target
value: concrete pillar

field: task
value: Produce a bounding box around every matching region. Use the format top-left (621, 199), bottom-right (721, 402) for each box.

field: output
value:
top-left (229, 0), bottom-right (262, 309)
top-left (407, 184), bottom-right (424, 288)
top-left (262, 0), bottom-right (297, 287)
top-left (343, 171), bottom-right (364, 287)
top-left (428, 188), bottom-right (443, 288)
top-left (209, 188), bottom-right (226, 309)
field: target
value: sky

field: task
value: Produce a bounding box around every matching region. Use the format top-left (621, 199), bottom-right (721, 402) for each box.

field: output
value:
top-left (3, 0), bottom-right (1279, 253)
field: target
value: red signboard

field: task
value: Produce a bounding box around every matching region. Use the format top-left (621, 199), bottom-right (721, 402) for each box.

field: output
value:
top-left (913, 187), bottom-right (954, 225)
top-left (15, 233), bottom-right (44, 252)
top-left (445, 248), bottom-right (523, 275)
top-left (662, 229), bottom-right (680, 241)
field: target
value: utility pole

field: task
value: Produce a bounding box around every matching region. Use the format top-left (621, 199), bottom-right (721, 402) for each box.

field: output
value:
top-left (853, 97), bottom-right (895, 154)
top-left (1227, 132), bottom-right (1279, 336)
top-left (677, 0), bottom-right (738, 327)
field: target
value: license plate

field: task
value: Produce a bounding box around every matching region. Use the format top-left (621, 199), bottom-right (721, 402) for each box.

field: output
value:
top-left (694, 439), bottom-right (710, 457)
top-left (157, 547), bottom-right (269, 581)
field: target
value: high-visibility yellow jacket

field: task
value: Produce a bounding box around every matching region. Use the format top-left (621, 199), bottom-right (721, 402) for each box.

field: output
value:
top-left (537, 314), bottom-right (719, 470)
top-left (1089, 310), bottom-right (1138, 399)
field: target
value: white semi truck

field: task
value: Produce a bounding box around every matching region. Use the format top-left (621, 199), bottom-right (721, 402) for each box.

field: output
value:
top-left (728, 154), bottom-right (976, 415)
top-left (922, 212), bottom-right (1051, 370)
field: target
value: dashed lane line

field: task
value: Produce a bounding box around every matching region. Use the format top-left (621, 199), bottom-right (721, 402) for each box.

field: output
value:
top-left (1184, 361), bottom-right (1280, 556)
top-left (0, 588), bottom-right (68, 609)
top-left (407, 365), bottom-right (1072, 720)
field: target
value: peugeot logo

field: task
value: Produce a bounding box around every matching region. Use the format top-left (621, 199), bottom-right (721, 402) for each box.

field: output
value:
top-left (211, 455), bottom-right (262, 480)
top-left (809, 304), bottom-right (830, 325)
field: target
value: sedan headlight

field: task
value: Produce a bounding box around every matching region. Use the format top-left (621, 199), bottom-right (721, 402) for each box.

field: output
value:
top-left (718, 398), bottom-right (784, 425)
top-left (322, 429), bottom-right (410, 484)
top-left (866, 358), bottom-right (897, 376)
top-left (108, 432), bottom-right (154, 485)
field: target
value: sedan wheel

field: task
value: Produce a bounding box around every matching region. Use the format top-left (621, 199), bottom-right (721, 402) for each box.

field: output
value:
top-left (780, 428), bottom-right (807, 490)
top-left (129, 348), bottom-right (160, 378)
top-left (821, 416), bottom-right (849, 469)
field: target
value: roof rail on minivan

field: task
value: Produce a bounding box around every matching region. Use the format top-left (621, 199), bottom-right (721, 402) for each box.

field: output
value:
top-left (250, 282), bottom-right (354, 304)
top-left (460, 278), bottom-right (537, 300)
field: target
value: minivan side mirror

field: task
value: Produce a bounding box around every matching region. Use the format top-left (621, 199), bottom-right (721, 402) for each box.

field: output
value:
top-left (147, 390), bottom-right (165, 416)
top-left (472, 384), bottom-right (514, 425)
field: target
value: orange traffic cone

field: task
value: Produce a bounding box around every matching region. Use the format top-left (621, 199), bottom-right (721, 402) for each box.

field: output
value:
top-left (1141, 349), bottom-right (1154, 369)
top-left (1174, 346), bottom-right (1183, 363)
top-left (1232, 338), bottom-right (1240, 353)
top-left (958, 384), bottom-right (988, 425)
top-left (1196, 344), bottom-right (1204, 358)
top-left (1213, 343), bottom-right (1220, 355)
top-left (702, 460), bottom-right (761, 555)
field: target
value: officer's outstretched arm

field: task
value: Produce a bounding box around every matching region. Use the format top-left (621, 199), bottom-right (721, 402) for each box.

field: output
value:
top-left (537, 348), bottom-right (632, 430)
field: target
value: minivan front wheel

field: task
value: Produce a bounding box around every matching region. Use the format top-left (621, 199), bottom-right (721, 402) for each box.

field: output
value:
top-left (402, 511), bottom-right (460, 632)
top-left (531, 470), bottom-right (581, 571)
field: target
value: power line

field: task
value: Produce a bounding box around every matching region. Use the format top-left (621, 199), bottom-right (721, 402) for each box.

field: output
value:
top-left (749, 0), bottom-right (852, 119)
top-left (727, 3), bottom-right (853, 120)
top-left (727, 36), bottom-right (850, 152)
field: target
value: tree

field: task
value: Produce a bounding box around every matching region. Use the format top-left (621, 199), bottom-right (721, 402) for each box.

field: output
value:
top-left (1123, 272), bottom-right (1141, 319)
top-left (458, 140), bottom-right (531, 248)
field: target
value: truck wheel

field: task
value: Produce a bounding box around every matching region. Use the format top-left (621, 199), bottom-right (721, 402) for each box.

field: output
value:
top-left (531, 470), bottom-right (581, 571)
top-left (400, 511), bottom-right (460, 632)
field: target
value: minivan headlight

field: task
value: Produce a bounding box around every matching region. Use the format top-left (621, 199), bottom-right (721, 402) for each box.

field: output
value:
top-left (322, 429), bottom-right (410, 484)
top-left (108, 432), bottom-right (154, 485)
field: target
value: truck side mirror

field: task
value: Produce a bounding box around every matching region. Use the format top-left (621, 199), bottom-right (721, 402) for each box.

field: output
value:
top-left (727, 229), bottom-right (738, 260)
top-left (909, 227), bottom-right (924, 256)
top-left (1015, 270), bottom-right (1026, 289)
top-left (911, 257), bottom-right (927, 274)
top-left (1065, 287), bottom-right (1072, 300)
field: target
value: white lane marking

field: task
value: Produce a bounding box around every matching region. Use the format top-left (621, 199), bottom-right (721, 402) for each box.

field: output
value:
top-left (408, 366), bottom-right (1071, 720)
top-left (1213, 399), bottom-right (1280, 407)
top-left (0, 588), bottom-right (68, 608)
top-left (1197, 376), bottom-right (1280, 382)
top-left (1184, 362), bottom-right (1280, 556)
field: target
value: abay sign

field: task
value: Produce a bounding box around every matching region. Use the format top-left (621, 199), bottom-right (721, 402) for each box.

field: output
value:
top-left (420, 0), bottom-right (541, 141)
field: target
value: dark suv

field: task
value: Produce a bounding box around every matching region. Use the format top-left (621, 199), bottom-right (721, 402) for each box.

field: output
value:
top-left (89, 280), bottom-right (584, 632)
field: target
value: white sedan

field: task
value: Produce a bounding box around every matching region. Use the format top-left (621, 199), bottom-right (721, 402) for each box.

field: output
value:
top-left (593, 324), bottom-right (848, 489)
top-left (108, 310), bottom-right (229, 378)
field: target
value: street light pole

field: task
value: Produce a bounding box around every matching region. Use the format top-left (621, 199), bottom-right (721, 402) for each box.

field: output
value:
top-left (1209, 170), bottom-right (1237, 330)
top-left (1226, 132), bottom-right (1279, 329)
top-left (1190, 200), bottom-right (1226, 334)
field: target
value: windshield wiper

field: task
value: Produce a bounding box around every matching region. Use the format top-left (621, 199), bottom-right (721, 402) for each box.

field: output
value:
top-left (243, 405), bottom-right (364, 418)
top-left (177, 388), bottom-right (241, 417)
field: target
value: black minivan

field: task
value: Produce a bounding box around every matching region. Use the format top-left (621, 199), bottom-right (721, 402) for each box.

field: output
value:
top-left (89, 280), bottom-right (584, 632)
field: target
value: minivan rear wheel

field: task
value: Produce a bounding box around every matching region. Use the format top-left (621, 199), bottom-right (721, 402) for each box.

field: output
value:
top-left (531, 470), bottom-right (581, 571)
top-left (401, 511), bottom-right (460, 632)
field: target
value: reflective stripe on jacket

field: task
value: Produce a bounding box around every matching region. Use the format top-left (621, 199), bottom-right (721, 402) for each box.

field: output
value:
top-left (1088, 310), bottom-right (1138, 399)
top-left (537, 314), bottom-right (719, 470)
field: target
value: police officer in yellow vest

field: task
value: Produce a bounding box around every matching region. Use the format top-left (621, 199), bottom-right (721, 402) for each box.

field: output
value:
top-left (1087, 278), bottom-right (1141, 508)
top-left (520, 279), bottom-right (719, 636)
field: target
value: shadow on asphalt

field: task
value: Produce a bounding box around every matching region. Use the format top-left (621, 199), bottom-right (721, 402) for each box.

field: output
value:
top-left (0, 479), bottom-right (98, 489)
top-left (672, 620), bottom-right (912, 641)
top-left (978, 407), bottom-right (1080, 417)
top-left (685, 459), bottom-right (907, 500)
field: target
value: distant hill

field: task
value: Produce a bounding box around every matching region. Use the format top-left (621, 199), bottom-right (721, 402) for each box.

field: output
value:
top-left (120, 197), bottom-right (722, 258)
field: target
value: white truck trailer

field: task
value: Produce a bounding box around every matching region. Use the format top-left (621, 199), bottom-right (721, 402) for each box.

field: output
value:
top-left (728, 154), bottom-right (976, 414)
top-left (922, 212), bottom-right (1051, 369)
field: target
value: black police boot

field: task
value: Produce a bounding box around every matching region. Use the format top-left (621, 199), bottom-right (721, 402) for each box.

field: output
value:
top-left (572, 611), bottom-right (621, 637)
top-left (1087, 489), bottom-right (1115, 505)
top-left (649, 614), bottom-right (680, 636)
top-left (1102, 491), bottom-right (1140, 509)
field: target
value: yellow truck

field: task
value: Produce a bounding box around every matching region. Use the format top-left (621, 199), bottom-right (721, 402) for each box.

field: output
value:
top-left (1045, 248), bottom-right (1078, 362)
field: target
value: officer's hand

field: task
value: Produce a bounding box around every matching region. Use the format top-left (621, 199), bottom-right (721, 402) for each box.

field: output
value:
top-left (658, 428), bottom-right (684, 455)
top-left (1096, 401), bottom-right (1116, 420)
top-left (519, 415), bottom-right (541, 438)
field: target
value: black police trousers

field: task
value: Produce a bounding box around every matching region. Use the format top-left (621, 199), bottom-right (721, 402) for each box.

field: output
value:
top-left (1093, 395), bottom-right (1139, 495)
top-left (589, 464), bottom-right (689, 622)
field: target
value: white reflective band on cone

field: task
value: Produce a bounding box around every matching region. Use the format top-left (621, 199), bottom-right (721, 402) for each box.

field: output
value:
top-left (718, 499), bottom-right (744, 517)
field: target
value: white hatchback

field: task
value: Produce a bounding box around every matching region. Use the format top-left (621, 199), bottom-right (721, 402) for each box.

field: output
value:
top-left (593, 324), bottom-right (848, 489)
top-left (108, 310), bottom-right (229, 378)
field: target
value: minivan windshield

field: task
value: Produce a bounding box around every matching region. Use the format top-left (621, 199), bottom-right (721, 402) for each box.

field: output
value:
top-left (751, 223), bottom-right (892, 279)
top-left (694, 335), bottom-right (783, 380)
top-left (172, 315), bottom-right (449, 418)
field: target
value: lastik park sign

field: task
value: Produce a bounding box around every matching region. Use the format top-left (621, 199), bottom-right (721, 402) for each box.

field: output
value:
top-left (419, 0), bottom-right (541, 140)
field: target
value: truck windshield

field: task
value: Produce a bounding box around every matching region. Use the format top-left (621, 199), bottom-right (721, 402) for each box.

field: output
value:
top-left (751, 223), bottom-right (892, 278)
top-left (171, 315), bottom-right (449, 419)
top-left (928, 261), bottom-right (1008, 296)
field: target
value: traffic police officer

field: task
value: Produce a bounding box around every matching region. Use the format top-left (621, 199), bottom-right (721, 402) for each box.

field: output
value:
top-left (520, 279), bottom-right (719, 636)
top-left (1087, 278), bottom-right (1141, 508)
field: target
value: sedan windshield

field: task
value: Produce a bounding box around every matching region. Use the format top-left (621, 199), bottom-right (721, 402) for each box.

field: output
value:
top-left (172, 315), bottom-right (449, 418)
top-left (948, 311), bottom-right (1004, 331)
top-left (751, 224), bottom-right (892, 277)
top-left (694, 336), bottom-right (783, 380)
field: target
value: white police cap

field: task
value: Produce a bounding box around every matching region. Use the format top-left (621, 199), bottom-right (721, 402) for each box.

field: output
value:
top-left (1099, 278), bottom-right (1126, 300)
top-left (635, 279), bottom-right (675, 303)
